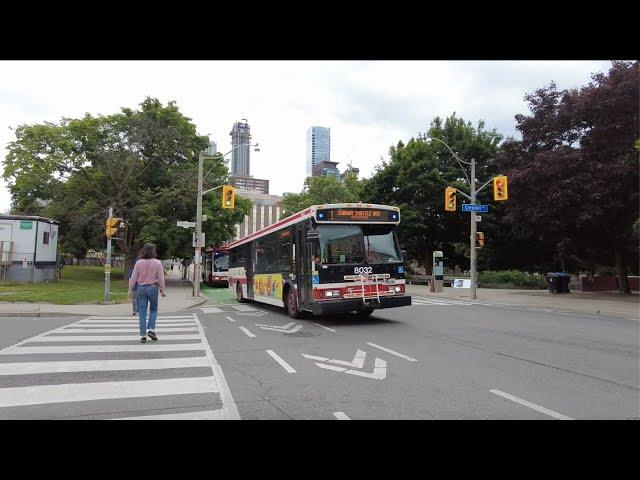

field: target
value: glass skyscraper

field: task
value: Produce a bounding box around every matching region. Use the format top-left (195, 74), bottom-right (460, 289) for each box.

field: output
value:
top-left (306, 126), bottom-right (331, 177)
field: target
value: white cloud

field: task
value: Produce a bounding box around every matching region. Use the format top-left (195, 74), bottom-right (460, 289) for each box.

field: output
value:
top-left (0, 60), bottom-right (611, 213)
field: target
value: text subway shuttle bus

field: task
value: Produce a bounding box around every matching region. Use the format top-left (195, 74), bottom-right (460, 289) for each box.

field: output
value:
top-left (227, 203), bottom-right (411, 318)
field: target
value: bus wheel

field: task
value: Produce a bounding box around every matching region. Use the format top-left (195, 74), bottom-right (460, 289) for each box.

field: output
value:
top-left (286, 289), bottom-right (301, 319)
top-left (236, 283), bottom-right (246, 303)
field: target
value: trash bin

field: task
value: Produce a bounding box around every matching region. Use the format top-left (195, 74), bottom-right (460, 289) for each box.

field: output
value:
top-left (547, 272), bottom-right (570, 293)
top-left (557, 273), bottom-right (571, 293)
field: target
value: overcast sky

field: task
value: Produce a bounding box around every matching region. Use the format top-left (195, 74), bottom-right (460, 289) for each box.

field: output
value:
top-left (0, 60), bottom-right (611, 213)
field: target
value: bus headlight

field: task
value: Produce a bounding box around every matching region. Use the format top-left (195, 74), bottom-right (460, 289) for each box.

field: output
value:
top-left (325, 290), bottom-right (341, 298)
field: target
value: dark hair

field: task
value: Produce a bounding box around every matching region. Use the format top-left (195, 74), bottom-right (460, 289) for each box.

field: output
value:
top-left (139, 243), bottom-right (157, 259)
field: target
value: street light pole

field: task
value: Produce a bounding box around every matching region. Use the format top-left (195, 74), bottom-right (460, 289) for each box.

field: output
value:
top-left (193, 142), bottom-right (260, 298)
top-left (194, 152), bottom-right (204, 298)
top-left (469, 158), bottom-right (477, 300)
top-left (426, 136), bottom-right (480, 300)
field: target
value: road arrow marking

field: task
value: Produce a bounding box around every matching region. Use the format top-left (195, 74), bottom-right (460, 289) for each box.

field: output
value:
top-left (254, 322), bottom-right (302, 333)
top-left (367, 342), bottom-right (417, 362)
top-left (255, 322), bottom-right (295, 329)
top-left (328, 349), bottom-right (366, 368)
top-left (201, 307), bottom-right (223, 314)
top-left (236, 310), bottom-right (268, 317)
top-left (301, 354), bottom-right (330, 362)
top-left (238, 327), bottom-right (256, 338)
top-left (345, 358), bottom-right (387, 380)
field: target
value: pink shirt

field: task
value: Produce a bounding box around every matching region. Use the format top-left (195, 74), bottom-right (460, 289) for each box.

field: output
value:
top-left (129, 259), bottom-right (165, 290)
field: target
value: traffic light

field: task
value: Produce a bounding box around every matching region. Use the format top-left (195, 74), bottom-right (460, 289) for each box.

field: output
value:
top-left (476, 232), bottom-right (485, 248)
top-left (222, 185), bottom-right (235, 209)
top-left (105, 217), bottom-right (122, 238)
top-left (493, 175), bottom-right (508, 201)
top-left (445, 187), bottom-right (456, 212)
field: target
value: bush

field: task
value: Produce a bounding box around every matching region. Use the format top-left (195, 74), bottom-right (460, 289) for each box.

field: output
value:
top-left (478, 270), bottom-right (547, 289)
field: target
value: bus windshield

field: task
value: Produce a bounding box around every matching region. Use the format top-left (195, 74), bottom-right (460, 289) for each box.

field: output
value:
top-left (213, 255), bottom-right (229, 271)
top-left (318, 224), bottom-right (402, 265)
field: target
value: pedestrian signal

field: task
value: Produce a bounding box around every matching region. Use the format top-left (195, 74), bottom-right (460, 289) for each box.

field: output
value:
top-left (222, 185), bottom-right (235, 209)
top-left (476, 232), bottom-right (485, 248)
top-left (445, 187), bottom-right (456, 212)
top-left (493, 176), bottom-right (508, 201)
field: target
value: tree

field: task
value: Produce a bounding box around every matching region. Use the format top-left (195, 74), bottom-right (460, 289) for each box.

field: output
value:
top-left (2, 98), bottom-right (251, 275)
top-left (280, 175), bottom-right (364, 218)
top-left (495, 61), bottom-right (639, 292)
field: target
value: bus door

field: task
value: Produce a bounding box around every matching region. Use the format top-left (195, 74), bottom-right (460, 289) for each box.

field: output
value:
top-left (295, 225), bottom-right (311, 308)
top-left (246, 243), bottom-right (254, 299)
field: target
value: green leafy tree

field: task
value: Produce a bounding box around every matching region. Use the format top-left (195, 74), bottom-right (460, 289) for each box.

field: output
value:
top-left (3, 98), bottom-right (250, 275)
top-left (281, 174), bottom-right (364, 218)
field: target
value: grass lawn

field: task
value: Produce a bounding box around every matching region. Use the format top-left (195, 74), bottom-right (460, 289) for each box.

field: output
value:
top-left (0, 266), bottom-right (129, 304)
top-left (202, 285), bottom-right (237, 305)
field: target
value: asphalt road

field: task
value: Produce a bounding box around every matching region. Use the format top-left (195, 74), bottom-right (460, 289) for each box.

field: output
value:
top-left (0, 297), bottom-right (638, 420)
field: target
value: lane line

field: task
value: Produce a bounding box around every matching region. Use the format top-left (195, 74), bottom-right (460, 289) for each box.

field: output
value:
top-left (313, 323), bottom-right (336, 332)
top-left (200, 307), bottom-right (223, 314)
top-left (490, 389), bottom-right (573, 420)
top-left (266, 350), bottom-right (296, 373)
top-left (333, 412), bottom-right (351, 420)
top-left (0, 357), bottom-right (211, 375)
top-left (193, 313), bottom-right (240, 420)
top-left (225, 316), bottom-right (236, 322)
top-left (0, 377), bottom-right (219, 408)
top-left (366, 342), bottom-right (417, 362)
top-left (238, 327), bottom-right (256, 338)
top-left (116, 409), bottom-right (225, 420)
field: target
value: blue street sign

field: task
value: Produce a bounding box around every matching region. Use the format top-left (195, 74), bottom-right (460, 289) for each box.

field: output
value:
top-left (461, 204), bottom-right (489, 213)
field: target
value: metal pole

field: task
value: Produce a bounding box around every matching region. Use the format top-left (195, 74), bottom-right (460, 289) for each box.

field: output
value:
top-left (194, 153), bottom-right (204, 298)
top-left (104, 206), bottom-right (113, 304)
top-left (470, 159), bottom-right (477, 300)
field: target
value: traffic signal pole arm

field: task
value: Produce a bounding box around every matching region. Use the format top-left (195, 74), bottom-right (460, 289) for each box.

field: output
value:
top-left (476, 176), bottom-right (501, 195)
top-left (452, 187), bottom-right (473, 202)
top-left (202, 184), bottom-right (223, 196)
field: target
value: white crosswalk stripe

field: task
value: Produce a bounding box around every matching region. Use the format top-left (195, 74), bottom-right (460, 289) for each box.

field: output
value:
top-left (0, 315), bottom-right (236, 420)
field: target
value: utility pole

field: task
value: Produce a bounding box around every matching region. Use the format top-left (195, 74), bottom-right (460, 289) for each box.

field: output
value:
top-left (103, 206), bottom-right (113, 304)
top-left (469, 158), bottom-right (477, 300)
top-left (194, 152), bottom-right (204, 298)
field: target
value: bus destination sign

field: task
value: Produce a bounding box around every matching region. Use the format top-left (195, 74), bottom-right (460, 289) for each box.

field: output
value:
top-left (315, 208), bottom-right (399, 223)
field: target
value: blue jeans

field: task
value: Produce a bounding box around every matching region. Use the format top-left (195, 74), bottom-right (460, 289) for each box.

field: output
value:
top-left (137, 284), bottom-right (159, 336)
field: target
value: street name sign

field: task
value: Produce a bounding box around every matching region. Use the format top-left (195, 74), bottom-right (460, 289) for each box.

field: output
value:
top-left (177, 221), bottom-right (196, 228)
top-left (461, 204), bottom-right (488, 213)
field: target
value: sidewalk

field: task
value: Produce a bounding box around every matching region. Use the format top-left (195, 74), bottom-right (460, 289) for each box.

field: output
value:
top-left (406, 284), bottom-right (640, 319)
top-left (0, 270), bottom-right (208, 317)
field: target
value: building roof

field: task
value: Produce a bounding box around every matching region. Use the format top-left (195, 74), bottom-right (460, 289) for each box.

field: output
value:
top-left (0, 215), bottom-right (59, 224)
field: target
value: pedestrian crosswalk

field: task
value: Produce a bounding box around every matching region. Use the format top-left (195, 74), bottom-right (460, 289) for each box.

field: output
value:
top-left (0, 314), bottom-right (239, 420)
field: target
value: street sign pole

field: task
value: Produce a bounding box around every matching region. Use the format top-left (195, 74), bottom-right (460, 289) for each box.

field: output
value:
top-left (470, 158), bottom-right (477, 300)
top-left (103, 206), bottom-right (113, 304)
top-left (194, 152), bottom-right (204, 298)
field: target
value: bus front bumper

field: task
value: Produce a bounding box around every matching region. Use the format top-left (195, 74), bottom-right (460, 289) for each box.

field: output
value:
top-left (311, 295), bottom-right (412, 316)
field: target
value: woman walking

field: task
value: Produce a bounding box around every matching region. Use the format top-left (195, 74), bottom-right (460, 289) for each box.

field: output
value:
top-left (128, 244), bottom-right (166, 343)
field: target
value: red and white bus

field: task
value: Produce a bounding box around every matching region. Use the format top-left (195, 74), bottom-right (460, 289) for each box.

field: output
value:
top-left (203, 246), bottom-right (229, 287)
top-left (227, 203), bottom-right (411, 318)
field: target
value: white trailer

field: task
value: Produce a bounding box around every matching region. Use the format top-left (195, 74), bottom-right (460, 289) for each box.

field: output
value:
top-left (0, 215), bottom-right (59, 283)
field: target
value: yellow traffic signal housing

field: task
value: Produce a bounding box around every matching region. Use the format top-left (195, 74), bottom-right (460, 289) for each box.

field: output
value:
top-left (222, 185), bottom-right (235, 209)
top-left (493, 176), bottom-right (508, 201)
top-left (476, 232), bottom-right (485, 248)
top-left (105, 217), bottom-right (122, 238)
top-left (445, 187), bottom-right (456, 212)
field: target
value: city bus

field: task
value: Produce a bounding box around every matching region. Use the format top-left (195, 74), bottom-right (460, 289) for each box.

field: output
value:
top-left (203, 246), bottom-right (229, 287)
top-left (227, 203), bottom-right (411, 318)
